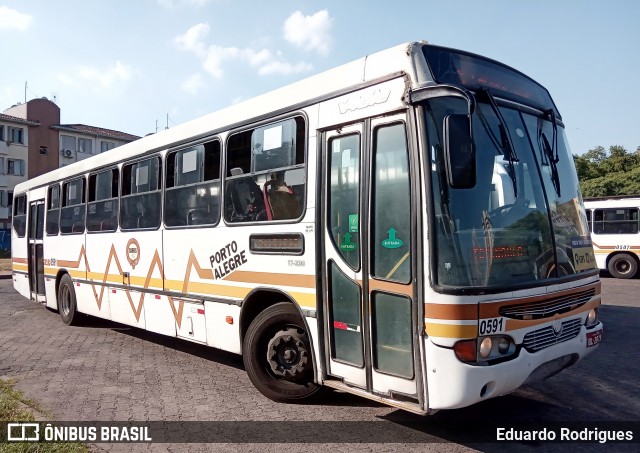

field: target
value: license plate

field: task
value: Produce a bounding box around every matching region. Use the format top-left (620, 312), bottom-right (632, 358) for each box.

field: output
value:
top-left (586, 329), bottom-right (602, 348)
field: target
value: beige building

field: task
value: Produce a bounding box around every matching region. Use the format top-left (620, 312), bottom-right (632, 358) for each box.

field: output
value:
top-left (1, 98), bottom-right (140, 230)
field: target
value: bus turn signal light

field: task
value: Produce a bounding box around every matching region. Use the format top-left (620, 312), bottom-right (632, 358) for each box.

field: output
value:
top-left (226, 316), bottom-right (234, 325)
top-left (454, 339), bottom-right (477, 363)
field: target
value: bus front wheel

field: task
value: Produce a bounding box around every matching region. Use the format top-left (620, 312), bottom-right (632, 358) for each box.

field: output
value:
top-left (243, 302), bottom-right (322, 403)
top-left (608, 253), bottom-right (638, 279)
top-left (58, 274), bottom-right (80, 325)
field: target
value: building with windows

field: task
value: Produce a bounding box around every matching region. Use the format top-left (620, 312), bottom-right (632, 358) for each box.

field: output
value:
top-left (53, 124), bottom-right (140, 166)
top-left (0, 113), bottom-right (36, 228)
top-left (0, 97), bottom-right (140, 232)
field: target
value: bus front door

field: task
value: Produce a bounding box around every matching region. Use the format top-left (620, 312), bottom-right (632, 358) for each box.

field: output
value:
top-left (27, 200), bottom-right (46, 302)
top-left (321, 116), bottom-right (422, 405)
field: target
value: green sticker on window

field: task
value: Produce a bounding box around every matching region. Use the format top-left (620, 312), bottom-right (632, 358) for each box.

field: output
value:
top-left (381, 228), bottom-right (403, 249)
top-left (339, 233), bottom-right (358, 251)
top-left (348, 214), bottom-right (359, 233)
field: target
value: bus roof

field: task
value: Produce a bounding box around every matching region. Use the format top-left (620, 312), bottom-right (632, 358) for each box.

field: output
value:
top-left (15, 41), bottom-right (430, 194)
top-left (584, 197), bottom-right (640, 208)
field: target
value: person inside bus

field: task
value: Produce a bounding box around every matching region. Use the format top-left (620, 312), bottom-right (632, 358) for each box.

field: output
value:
top-left (263, 171), bottom-right (301, 220)
top-left (226, 168), bottom-right (265, 222)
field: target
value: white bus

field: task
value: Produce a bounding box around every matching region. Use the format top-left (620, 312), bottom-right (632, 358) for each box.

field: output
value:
top-left (584, 197), bottom-right (640, 279)
top-left (12, 42), bottom-right (603, 414)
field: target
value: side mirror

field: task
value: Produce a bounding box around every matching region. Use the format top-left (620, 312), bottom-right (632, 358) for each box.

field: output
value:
top-left (444, 114), bottom-right (476, 189)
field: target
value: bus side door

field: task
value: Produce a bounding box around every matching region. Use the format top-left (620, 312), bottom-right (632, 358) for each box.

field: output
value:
top-left (27, 200), bottom-right (46, 303)
top-left (321, 114), bottom-right (422, 402)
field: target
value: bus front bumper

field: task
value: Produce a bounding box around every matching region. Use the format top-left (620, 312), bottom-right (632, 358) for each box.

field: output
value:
top-left (425, 321), bottom-right (603, 410)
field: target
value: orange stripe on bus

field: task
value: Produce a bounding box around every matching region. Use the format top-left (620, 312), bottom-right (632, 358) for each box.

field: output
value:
top-left (223, 270), bottom-right (315, 289)
top-left (425, 281), bottom-right (600, 321)
top-left (425, 323), bottom-right (477, 339)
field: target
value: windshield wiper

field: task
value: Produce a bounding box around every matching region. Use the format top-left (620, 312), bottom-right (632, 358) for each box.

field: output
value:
top-left (540, 109), bottom-right (561, 197)
top-left (544, 108), bottom-right (559, 163)
top-left (479, 89), bottom-right (519, 197)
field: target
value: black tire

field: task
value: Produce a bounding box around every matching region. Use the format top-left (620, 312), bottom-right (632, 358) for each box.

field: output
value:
top-left (608, 253), bottom-right (638, 279)
top-left (58, 274), bottom-right (80, 325)
top-left (243, 302), bottom-right (322, 403)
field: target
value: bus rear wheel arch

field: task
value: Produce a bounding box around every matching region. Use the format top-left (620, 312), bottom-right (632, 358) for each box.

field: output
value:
top-left (242, 302), bottom-right (322, 403)
top-left (607, 253), bottom-right (638, 279)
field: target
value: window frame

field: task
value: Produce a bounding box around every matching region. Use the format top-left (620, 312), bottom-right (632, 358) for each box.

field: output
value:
top-left (7, 159), bottom-right (24, 176)
top-left (370, 120), bottom-right (412, 284)
top-left (593, 207), bottom-right (640, 235)
top-left (327, 131), bottom-right (362, 271)
top-left (46, 184), bottom-right (61, 236)
top-left (60, 177), bottom-right (87, 235)
top-left (87, 167), bottom-right (119, 233)
top-left (101, 141), bottom-right (115, 153)
top-left (8, 127), bottom-right (24, 144)
top-left (78, 137), bottom-right (93, 154)
top-left (223, 114), bottom-right (307, 226)
top-left (12, 194), bottom-right (27, 238)
top-left (164, 138), bottom-right (222, 229)
top-left (119, 154), bottom-right (163, 231)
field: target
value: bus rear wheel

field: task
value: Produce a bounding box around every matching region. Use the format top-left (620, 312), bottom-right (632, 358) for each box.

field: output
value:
top-left (243, 302), bottom-right (322, 403)
top-left (58, 274), bottom-right (81, 325)
top-left (608, 253), bottom-right (638, 279)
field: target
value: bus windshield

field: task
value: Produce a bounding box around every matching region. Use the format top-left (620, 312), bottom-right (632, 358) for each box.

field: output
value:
top-left (425, 96), bottom-right (595, 290)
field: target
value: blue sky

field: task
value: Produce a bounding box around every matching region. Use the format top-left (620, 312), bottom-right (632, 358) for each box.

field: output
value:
top-left (1, 0), bottom-right (638, 155)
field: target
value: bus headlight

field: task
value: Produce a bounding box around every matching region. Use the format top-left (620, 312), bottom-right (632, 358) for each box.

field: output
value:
top-left (585, 308), bottom-right (598, 327)
top-left (497, 336), bottom-right (511, 354)
top-left (479, 337), bottom-right (492, 358)
top-left (454, 335), bottom-right (517, 365)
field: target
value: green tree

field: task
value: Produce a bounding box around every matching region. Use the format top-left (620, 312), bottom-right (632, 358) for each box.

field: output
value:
top-left (583, 146), bottom-right (607, 164)
top-left (576, 144), bottom-right (640, 198)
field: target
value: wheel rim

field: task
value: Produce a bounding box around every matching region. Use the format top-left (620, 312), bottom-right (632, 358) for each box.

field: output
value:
top-left (60, 284), bottom-right (70, 316)
top-left (265, 326), bottom-right (311, 381)
top-left (614, 259), bottom-right (631, 275)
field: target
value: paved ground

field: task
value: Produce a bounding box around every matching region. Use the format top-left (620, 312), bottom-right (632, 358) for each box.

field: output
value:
top-left (0, 275), bottom-right (638, 452)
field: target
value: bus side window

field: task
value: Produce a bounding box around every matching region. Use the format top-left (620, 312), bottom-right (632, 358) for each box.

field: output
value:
top-left (164, 140), bottom-right (221, 227)
top-left (60, 178), bottom-right (86, 235)
top-left (12, 194), bottom-right (27, 237)
top-left (120, 157), bottom-right (161, 230)
top-left (46, 185), bottom-right (60, 235)
top-left (593, 209), bottom-right (604, 234)
top-left (87, 168), bottom-right (118, 233)
top-left (593, 208), bottom-right (639, 235)
top-left (224, 117), bottom-right (305, 223)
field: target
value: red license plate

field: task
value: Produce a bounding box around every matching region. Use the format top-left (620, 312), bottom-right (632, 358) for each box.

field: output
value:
top-left (586, 329), bottom-right (602, 348)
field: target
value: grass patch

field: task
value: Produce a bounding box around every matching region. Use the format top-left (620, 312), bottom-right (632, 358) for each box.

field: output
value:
top-left (0, 379), bottom-right (89, 452)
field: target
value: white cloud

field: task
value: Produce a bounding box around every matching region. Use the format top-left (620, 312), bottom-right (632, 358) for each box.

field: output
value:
top-left (245, 48), bottom-right (272, 67)
top-left (180, 73), bottom-right (207, 95)
top-left (202, 45), bottom-right (239, 78)
top-left (283, 10), bottom-right (333, 55)
top-left (0, 6), bottom-right (33, 31)
top-left (175, 23), bottom-right (210, 57)
top-left (176, 24), bottom-right (311, 79)
top-left (58, 61), bottom-right (135, 90)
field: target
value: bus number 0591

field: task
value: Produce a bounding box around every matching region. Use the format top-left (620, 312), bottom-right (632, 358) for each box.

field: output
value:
top-left (479, 317), bottom-right (504, 335)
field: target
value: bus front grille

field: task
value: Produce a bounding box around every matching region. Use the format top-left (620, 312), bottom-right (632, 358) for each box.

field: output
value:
top-left (522, 318), bottom-right (582, 352)
top-left (499, 289), bottom-right (595, 320)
